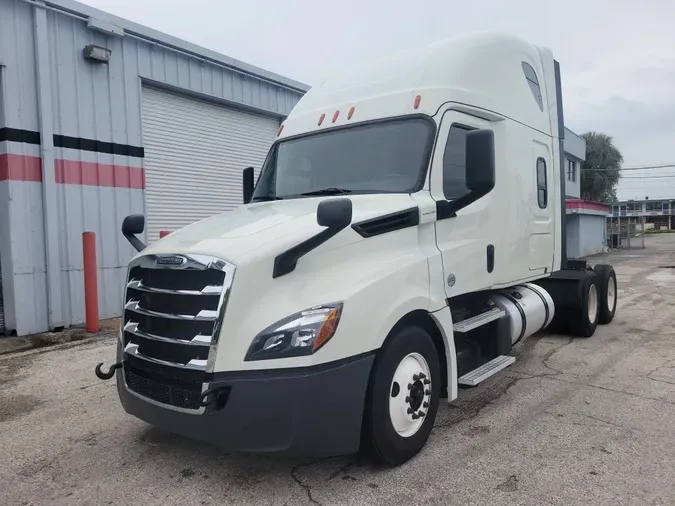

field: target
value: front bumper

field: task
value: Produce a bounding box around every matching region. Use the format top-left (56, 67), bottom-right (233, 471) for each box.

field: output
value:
top-left (116, 345), bottom-right (375, 458)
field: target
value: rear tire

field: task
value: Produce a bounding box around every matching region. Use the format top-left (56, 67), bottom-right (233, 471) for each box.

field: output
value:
top-left (593, 264), bottom-right (617, 324)
top-left (362, 325), bottom-right (441, 466)
top-left (572, 270), bottom-right (600, 338)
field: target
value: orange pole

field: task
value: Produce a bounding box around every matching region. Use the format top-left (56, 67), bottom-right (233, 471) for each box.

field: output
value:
top-left (82, 232), bottom-right (99, 333)
top-left (159, 230), bottom-right (170, 238)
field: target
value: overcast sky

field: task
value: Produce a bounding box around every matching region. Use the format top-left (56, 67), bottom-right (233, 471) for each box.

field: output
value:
top-left (82, 0), bottom-right (675, 200)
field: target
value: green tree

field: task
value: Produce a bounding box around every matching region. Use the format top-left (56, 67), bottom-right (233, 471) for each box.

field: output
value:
top-left (580, 132), bottom-right (623, 203)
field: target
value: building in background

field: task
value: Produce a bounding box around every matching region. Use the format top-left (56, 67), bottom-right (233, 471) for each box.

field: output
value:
top-left (0, 0), bottom-right (307, 335)
top-left (563, 127), bottom-right (584, 199)
top-left (609, 198), bottom-right (675, 230)
top-left (562, 128), bottom-right (609, 258)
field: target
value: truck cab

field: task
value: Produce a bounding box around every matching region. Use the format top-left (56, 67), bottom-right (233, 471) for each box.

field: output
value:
top-left (97, 32), bottom-right (618, 466)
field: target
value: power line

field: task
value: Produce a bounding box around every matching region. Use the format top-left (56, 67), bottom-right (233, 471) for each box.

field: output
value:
top-left (584, 164), bottom-right (675, 172)
top-left (619, 175), bottom-right (675, 180)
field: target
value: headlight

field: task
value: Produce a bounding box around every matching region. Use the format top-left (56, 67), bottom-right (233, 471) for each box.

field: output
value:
top-left (245, 304), bottom-right (343, 361)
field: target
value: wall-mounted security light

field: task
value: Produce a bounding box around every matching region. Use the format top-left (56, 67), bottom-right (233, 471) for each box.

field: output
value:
top-left (83, 44), bottom-right (112, 63)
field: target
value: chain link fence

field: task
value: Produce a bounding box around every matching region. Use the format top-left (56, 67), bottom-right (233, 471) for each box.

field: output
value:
top-left (606, 216), bottom-right (646, 250)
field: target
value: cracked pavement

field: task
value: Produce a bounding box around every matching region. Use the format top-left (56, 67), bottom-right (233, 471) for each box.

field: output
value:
top-left (3, 235), bottom-right (675, 505)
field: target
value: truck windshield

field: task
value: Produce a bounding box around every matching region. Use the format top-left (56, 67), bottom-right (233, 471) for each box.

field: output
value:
top-left (252, 117), bottom-right (434, 201)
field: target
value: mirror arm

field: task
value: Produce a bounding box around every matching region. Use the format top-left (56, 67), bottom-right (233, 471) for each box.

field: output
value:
top-left (436, 191), bottom-right (488, 221)
top-left (273, 198), bottom-right (352, 278)
top-left (124, 233), bottom-right (146, 253)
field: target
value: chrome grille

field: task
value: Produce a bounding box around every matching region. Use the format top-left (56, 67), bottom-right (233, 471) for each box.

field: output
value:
top-left (121, 254), bottom-right (235, 411)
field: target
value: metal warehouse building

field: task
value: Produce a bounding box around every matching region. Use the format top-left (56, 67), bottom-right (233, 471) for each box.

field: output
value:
top-left (0, 0), bottom-right (308, 335)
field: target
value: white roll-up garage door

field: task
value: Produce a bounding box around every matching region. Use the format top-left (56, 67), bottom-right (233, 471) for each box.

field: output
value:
top-left (141, 86), bottom-right (280, 242)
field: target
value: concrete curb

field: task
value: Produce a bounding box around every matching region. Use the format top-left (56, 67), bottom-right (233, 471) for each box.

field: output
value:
top-left (0, 319), bottom-right (120, 356)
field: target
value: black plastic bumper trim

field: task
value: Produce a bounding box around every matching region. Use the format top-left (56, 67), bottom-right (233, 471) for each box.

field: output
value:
top-left (116, 346), bottom-right (376, 458)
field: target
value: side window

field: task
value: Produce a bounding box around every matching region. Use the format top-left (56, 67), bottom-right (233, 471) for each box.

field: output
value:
top-left (522, 62), bottom-right (543, 111)
top-left (536, 158), bottom-right (547, 209)
top-left (443, 124), bottom-right (471, 200)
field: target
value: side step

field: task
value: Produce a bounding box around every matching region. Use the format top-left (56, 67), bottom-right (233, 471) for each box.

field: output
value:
top-left (457, 355), bottom-right (516, 387)
top-left (453, 306), bottom-right (505, 333)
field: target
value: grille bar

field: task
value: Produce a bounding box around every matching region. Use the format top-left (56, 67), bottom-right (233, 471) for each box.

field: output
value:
top-left (127, 278), bottom-right (223, 296)
top-left (125, 342), bottom-right (207, 370)
top-left (125, 300), bottom-right (218, 321)
top-left (124, 321), bottom-right (212, 346)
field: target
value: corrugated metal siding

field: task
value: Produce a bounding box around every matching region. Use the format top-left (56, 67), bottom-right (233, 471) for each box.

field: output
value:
top-left (578, 214), bottom-right (606, 257)
top-left (141, 86), bottom-right (279, 242)
top-left (0, 0), bottom-right (305, 335)
top-left (0, 0), bottom-right (40, 132)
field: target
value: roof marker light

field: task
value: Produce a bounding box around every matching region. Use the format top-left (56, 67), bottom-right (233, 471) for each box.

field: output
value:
top-left (318, 113), bottom-right (325, 126)
top-left (347, 106), bottom-right (355, 120)
top-left (277, 124), bottom-right (284, 136)
top-left (332, 110), bottom-right (340, 123)
top-left (413, 95), bottom-right (421, 109)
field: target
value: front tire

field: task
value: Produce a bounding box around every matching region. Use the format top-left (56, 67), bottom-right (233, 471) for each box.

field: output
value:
top-left (362, 325), bottom-right (441, 466)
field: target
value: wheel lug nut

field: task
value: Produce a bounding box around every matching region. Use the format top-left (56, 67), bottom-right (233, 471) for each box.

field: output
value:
top-left (419, 373), bottom-right (426, 379)
top-left (405, 396), bottom-right (411, 403)
top-left (412, 413), bottom-right (419, 420)
top-left (407, 408), bottom-right (413, 414)
top-left (418, 410), bottom-right (425, 417)
top-left (425, 389), bottom-right (431, 395)
top-left (408, 383), bottom-right (413, 390)
top-left (423, 402), bottom-right (429, 408)
top-left (413, 374), bottom-right (419, 381)
top-left (423, 379), bottom-right (431, 385)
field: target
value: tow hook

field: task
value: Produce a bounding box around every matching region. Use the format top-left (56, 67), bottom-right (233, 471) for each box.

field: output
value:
top-left (94, 361), bottom-right (123, 380)
top-left (199, 386), bottom-right (231, 410)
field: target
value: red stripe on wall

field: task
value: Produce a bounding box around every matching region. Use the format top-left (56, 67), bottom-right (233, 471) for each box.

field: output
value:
top-left (55, 159), bottom-right (145, 189)
top-left (566, 199), bottom-right (609, 212)
top-left (1, 154), bottom-right (144, 188)
top-left (0, 153), bottom-right (43, 182)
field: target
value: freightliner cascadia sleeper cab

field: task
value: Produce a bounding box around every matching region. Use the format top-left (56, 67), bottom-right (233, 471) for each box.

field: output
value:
top-left (94, 32), bottom-right (618, 466)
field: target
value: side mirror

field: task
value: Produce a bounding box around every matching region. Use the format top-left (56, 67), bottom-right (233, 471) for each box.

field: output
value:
top-left (465, 129), bottom-right (495, 194)
top-left (317, 198), bottom-right (353, 229)
top-left (122, 214), bottom-right (146, 252)
top-left (122, 214), bottom-right (145, 236)
top-left (243, 167), bottom-right (254, 204)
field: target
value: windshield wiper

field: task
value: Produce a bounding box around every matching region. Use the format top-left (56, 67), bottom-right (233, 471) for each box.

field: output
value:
top-left (251, 195), bottom-right (284, 201)
top-left (300, 188), bottom-right (353, 196)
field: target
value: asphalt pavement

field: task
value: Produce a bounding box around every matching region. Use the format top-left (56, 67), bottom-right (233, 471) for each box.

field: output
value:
top-left (2, 234), bottom-right (675, 505)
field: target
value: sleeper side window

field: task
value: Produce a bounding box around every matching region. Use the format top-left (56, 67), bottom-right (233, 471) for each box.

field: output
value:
top-left (537, 158), bottom-right (547, 209)
top-left (443, 124), bottom-right (472, 200)
top-left (522, 62), bottom-right (544, 111)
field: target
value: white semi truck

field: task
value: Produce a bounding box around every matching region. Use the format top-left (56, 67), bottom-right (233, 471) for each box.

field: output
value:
top-left (95, 32), bottom-right (618, 466)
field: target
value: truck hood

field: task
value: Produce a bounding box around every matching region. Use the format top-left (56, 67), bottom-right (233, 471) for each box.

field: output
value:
top-left (137, 194), bottom-right (419, 262)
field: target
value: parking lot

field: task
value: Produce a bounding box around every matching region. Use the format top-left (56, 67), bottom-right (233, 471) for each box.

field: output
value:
top-left (2, 234), bottom-right (675, 506)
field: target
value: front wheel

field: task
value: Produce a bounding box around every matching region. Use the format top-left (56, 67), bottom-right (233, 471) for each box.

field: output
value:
top-left (362, 325), bottom-right (441, 466)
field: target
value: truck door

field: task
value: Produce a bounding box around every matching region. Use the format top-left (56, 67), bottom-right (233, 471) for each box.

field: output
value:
top-left (528, 139), bottom-right (554, 271)
top-left (428, 109), bottom-right (499, 298)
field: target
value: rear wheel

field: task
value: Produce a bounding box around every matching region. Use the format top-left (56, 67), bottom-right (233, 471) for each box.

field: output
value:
top-left (593, 264), bottom-right (617, 324)
top-left (362, 325), bottom-right (441, 466)
top-left (572, 270), bottom-right (600, 337)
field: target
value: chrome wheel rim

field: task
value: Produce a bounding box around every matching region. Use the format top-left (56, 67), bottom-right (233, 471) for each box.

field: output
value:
top-left (389, 352), bottom-right (431, 438)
